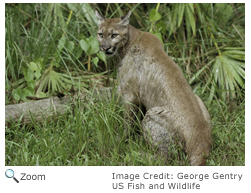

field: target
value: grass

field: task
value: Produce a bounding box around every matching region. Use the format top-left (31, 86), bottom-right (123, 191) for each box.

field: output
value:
top-left (208, 98), bottom-right (245, 166)
top-left (5, 89), bottom-right (164, 166)
top-left (5, 89), bottom-right (245, 166)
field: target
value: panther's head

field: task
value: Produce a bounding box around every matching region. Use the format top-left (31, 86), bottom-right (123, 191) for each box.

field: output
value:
top-left (95, 10), bottom-right (132, 56)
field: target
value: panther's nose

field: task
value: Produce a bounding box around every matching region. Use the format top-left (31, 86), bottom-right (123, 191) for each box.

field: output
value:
top-left (101, 45), bottom-right (111, 51)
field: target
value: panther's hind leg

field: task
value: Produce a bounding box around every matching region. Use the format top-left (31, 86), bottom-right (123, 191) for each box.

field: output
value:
top-left (141, 107), bottom-right (185, 157)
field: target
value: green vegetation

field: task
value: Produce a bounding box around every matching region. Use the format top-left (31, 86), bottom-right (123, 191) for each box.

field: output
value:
top-left (5, 3), bottom-right (245, 166)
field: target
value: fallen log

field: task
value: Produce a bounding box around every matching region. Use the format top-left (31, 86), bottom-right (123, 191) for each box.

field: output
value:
top-left (5, 87), bottom-right (113, 125)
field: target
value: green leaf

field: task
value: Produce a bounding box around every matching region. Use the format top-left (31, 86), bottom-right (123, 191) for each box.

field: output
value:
top-left (177, 4), bottom-right (185, 27)
top-left (26, 85), bottom-right (35, 94)
top-left (171, 4), bottom-right (179, 27)
top-left (37, 57), bottom-right (45, 70)
top-left (12, 89), bottom-right (21, 101)
top-left (80, 39), bottom-right (89, 55)
top-left (214, 3), bottom-right (233, 24)
top-left (195, 3), bottom-right (204, 24)
top-left (66, 41), bottom-right (75, 52)
top-left (97, 51), bottom-right (106, 62)
top-left (51, 60), bottom-right (60, 68)
top-left (29, 62), bottom-right (38, 71)
top-left (27, 80), bottom-right (35, 90)
top-left (155, 21), bottom-right (167, 34)
top-left (12, 88), bottom-right (27, 101)
top-left (23, 88), bottom-right (34, 97)
top-left (36, 92), bottom-right (47, 98)
top-left (185, 4), bottom-right (196, 36)
top-left (212, 55), bottom-right (245, 100)
top-left (89, 36), bottom-right (100, 55)
top-left (36, 70), bottom-right (73, 95)
top-left (92, 57), bottom-right (99, 67)
top-left (58, 36), bottom-right (66, 51)
top-left (73, 44), bottom-right (83, 59)
top-left (80, 37), bottom-right (99, 55)
top-left (35, 71), bottom-right (41, 79)
top-left (28, 61), bottom-right (42, 79)
top-left (23, 67), bottom-right (34, 81)
top-left (152, 32), bottom-right (163, 45)
top-left (150, 9), bottom-right (161, 22)
top-left (223, 47), bottom-right (245, 51)
top-left (222, 50), bottom-right (245, 61)
top-left (188, 3), bottom-right (194, 12)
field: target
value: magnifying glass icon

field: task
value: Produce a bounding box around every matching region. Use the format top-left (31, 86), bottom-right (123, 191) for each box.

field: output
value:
top-left (5, 169), bottom-right (19, 183)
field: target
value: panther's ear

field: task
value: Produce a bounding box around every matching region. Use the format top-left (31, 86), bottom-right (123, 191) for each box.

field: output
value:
top-left (95, 10), bottom-right (106, 26)
top-left (119, 10), bottom-right (132, 26)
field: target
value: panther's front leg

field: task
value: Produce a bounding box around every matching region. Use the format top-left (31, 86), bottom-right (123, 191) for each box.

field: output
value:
top-left (117, 83), bottom-right (140, 137)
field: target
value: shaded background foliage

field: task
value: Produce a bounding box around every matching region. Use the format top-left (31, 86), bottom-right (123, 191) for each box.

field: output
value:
top-left (5, 3), bottom-right (245, 104)
top-left (5, 3), bottom-right (245, 166)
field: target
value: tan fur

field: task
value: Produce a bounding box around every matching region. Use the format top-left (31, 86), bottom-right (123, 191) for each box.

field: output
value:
top-left (96, 10), bottom-right (212, 166)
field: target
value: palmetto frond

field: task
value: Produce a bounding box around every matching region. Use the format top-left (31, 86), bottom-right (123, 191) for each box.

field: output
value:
top-left (36, 69), bottom-right (74, 95)
top-left (204, 49), bottom-right (245, 102)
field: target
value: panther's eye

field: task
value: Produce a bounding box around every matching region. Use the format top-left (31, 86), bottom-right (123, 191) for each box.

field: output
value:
top-left (111, 34), bottom-right (118, 39)
top-left (98, 33), bottom-right (103, 38)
